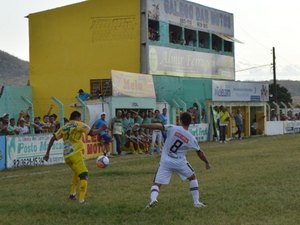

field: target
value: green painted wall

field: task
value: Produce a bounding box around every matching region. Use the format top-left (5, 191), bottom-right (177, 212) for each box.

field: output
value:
top-left (0, 86), bottom-right (33, 119)
top-left (153, 76), bottom-right (212, 109)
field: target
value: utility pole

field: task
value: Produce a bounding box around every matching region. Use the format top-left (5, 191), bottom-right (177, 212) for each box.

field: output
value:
top-left (272, 47), bottom-right (278, 103)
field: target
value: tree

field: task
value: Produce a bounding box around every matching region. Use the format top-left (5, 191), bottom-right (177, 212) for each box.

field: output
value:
top-left (268, 83), bottom-right (293, 106)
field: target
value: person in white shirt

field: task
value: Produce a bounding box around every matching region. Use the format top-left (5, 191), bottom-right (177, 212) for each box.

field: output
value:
top-left (18, 118), bottom-right (29, 135)
top-left (134, 112), bottom-right (210, 209)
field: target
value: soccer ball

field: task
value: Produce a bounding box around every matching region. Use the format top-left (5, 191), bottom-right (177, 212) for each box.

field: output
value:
top-left (96, 155), bottom-right (109, 168)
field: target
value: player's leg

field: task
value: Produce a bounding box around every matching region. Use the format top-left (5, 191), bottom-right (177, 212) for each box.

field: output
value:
top-left (148, 182), bottom-right (161, 207)
top-left (69, 174), bottom-right (79, 200)
top-left (78, 172), bottom-right (88, 204)
top-left (177, 161), bottom-right (206, 208)
top-left (146, 164), bottom-right (171, 209)
top-left (67, 151), bottom-right (89, 204)
top-left (187, 174), bottom-right (205, 208)
top-left (102, 133), bottom-right (112, 156)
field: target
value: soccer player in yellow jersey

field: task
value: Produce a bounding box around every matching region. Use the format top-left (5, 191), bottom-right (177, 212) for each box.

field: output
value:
top-left (44, 111), bottom-right (104, 204)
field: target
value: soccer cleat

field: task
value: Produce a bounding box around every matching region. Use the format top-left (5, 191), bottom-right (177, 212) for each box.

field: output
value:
top-left (194, 202), bottom-right (206, 208)
top-left (68, 194), bottom-right (77, 201)
top-left (144, 200), bottom-right (158, 210)
top-left (79, 200), bottom-right (88, 205)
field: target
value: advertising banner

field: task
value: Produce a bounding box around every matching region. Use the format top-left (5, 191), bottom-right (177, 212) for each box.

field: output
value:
top-left (212, 80), bottom-right (269, 102)
top-left (147, 0), bottom-right (234, 36)
top-left (188, 123), bottom-right (209, 142)
top-left (283, 120), bottom-right (300, 134)
top-left (112, 70), bottom-right (156, 98)
top-left (149, 46), bottom-right (234, 80)
top-left (5, 133), bottom-right (109, 169)
top-left (6, 134), bottom-right (64, 168)
top-left (82, 134), bottom-right (108, 159)
top-left (0, 136), bottom-right (6, 170)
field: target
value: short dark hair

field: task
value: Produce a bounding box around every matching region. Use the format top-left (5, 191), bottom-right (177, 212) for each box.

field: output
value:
top-left (69, 111), bottom-right (81, 120)
top-left (180, 112), bottom-right (192, 126)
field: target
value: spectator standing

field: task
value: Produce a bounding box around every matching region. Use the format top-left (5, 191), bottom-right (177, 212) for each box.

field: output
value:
top-left (49, 114), bottom-right (58, 133)
top-left (41, 115), bottom-right (51, 133)
top-left (93, 112), bottom-right (112, 155)
top-left (150, 110), bottom-right (163, 154)
top-left (33, 117), bottom-right (43, 134)
top-left (122, 111), bottom-right (134, 150)
top-left (234, 109), bottom-right (243, 140)
top-left (18, 118), bottom-right (29, 135)
top-left (132, 110), bottom-right (143, 124)
top-left (1, 113), bottom-right (10, 134)
top-left (191, 103), bottom-right (200, 123)
top-left (0, 119), bottom-right (7, 135)
top-left (160, 108), bottom-right (168, 142)
top-left (8, 118), bottom-right (20, 135)
top-left (219, 106), bottom-right (230, 143)
top-left (110, 110), bottom-right (123, 155)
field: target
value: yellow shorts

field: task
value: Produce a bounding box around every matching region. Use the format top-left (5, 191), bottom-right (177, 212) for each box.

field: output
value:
top-left (64, 150), bottom-right (88, 177)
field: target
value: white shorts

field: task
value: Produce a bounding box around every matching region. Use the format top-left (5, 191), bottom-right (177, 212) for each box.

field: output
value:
top-left (153, 159), bottom-right (195, 184)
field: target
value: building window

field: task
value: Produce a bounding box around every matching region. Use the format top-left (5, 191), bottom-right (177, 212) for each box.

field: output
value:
top-left (169, 24), bottom-right (183, 44)
top-left (90, 79), bottom-right (112, 98)
top-left (148, 19), bottom-right (160, 41)
top-left (184, 28), bottom-right (197, 46)
top-left (224, 40), bottom-right (233, 53)
top-left (212, 34), bottom-right (222, 52)
top-left (198, 31), bottom-right (210, 49)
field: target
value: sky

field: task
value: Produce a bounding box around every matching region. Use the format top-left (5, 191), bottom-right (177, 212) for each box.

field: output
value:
top-left (1, 0), bottom-right (300, 81)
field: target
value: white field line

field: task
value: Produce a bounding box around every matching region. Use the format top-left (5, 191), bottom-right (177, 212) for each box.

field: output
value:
top-left (0, 154), bottom-right (156, 180)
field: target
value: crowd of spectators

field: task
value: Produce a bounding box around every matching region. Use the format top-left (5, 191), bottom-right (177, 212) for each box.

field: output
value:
top-left (0, 105), bottom-right (63, 136)
top-left (269, 108), bottom-right (300, 121)
top-left (187, 103), bottom-right (206, 124)
top-left (107, 108), bottom-right (167, 155)
top-left (148, 27), bottom-right (160, 41)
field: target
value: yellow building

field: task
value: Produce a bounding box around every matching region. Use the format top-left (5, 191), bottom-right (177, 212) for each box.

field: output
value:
top-left (28, 0), bottom-right (140, 116)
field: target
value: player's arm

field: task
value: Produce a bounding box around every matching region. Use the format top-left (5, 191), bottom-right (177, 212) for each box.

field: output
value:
top-left (196, 150), bottom-right (210, 169)
top-left (43, 135), bottom-right (57, 161)
top-left (88, 125), bottom-right (107, 136)
top-left (133, 123), bottom-right (163, 131)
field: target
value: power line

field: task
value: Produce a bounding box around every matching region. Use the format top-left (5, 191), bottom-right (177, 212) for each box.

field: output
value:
top-left (235, 63), bottom-right (272, 73)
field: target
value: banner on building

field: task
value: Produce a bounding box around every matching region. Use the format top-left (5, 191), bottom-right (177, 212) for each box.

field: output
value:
top-left (212, 80), bottom-right (269, 102)
top-left (147, 0), bottom-right (234, 36)
top-left (149, 46), bottom-right (234, 80)
top-left (112, 70), bottom-right (156, 98)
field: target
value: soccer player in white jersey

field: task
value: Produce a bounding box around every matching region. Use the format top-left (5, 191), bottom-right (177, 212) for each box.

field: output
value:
top-left (134, 112), bottom-right (210, 209)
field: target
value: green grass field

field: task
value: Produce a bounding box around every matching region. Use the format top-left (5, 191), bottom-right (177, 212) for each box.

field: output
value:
top-left (1, 134), bottom-right (300, 225)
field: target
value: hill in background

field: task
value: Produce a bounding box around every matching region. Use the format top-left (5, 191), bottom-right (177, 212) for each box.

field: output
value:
top-left (0, 50), bottom-right (28, 86)
top-left (0, 50), bottom-right (299, 104)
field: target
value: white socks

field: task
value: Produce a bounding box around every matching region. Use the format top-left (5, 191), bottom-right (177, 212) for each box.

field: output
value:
top-left (189, 179), bottom-right (200, 205)
top-left (150, 185), bottom-right (160, 202)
